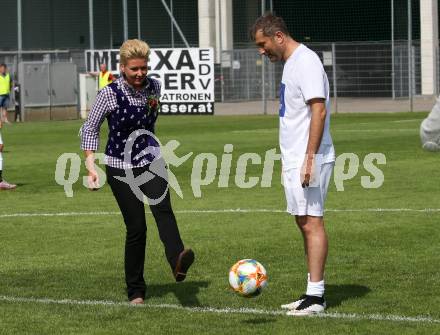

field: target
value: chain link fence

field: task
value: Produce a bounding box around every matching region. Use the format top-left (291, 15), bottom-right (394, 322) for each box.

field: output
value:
top-left (0, 39), bottom-right (434, 119)
top-left (0, 51), bottom-right (79, 121)
top-left (216, 40), bottom-right (423, 103)
top-left (1, 0), bottom-right (434, 118)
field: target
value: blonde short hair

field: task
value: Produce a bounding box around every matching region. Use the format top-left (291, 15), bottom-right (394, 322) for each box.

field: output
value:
top-left (119, 39), bottom-right (150, 65)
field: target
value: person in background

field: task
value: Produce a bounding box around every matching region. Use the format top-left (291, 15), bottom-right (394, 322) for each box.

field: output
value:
top-left (0, 64), bottom-right (13, 124)
top-left (420, 97), bottom-right (440, 152)
top-left (89, 63), bottom-right (115, 91)
top-left (0, 119), bottom-right (17, 190)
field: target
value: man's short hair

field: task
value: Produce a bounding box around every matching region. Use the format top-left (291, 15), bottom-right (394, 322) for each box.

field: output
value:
top-left (250, 13), bottom-right (290, 41)
top-left (0, 63), bottom-right (6, 68)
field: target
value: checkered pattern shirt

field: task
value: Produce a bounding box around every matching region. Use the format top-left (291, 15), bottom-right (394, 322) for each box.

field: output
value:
top-left (80, 76), bottom-right (161, 169)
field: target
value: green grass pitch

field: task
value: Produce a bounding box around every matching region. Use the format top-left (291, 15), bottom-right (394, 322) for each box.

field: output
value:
top-left (0, 112), bottom-right (439, 334)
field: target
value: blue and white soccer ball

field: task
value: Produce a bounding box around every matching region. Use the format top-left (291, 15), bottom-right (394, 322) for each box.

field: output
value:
top-left (229, 259), bottom-right (268, 297)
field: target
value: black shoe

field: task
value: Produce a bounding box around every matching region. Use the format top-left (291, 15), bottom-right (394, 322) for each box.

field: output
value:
top-left (173, 249), bottom-right (195, 282)
top-left (286, 295), bottom-right (326, 316)
top-left (281, 294), bottom-right (307, 310)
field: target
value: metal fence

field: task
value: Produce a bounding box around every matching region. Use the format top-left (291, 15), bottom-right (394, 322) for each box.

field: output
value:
top-left (0, 50), bottom-right (80, 121)
top-left (0, 39), bottom-right (434, 119)
top-left (216, 40), bottom-right (423, 104)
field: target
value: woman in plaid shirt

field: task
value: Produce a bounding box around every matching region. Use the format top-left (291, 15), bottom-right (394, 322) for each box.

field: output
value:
top-left (80, 39), bottom-right (194, 305)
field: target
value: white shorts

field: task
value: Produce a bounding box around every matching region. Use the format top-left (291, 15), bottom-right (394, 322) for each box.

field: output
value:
top-left (0, 131), bottom-right (3, 145)
top-left (283, 162), bottom-right (334, 217)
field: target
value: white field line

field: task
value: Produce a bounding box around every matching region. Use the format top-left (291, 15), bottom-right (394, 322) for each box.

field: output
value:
top-left (336, 129), bottom-right (416, 132)
top-left (333, 128), bottom-right (419, 133)
top-left (357, 119), bottom-right (421, 125)
top-left (346, 119), bottom-right (422, 125)
top-left (0, 208), bottom-right (439, 219)
top-left (229, 120), bottom-right (421, 134)
top-left (231, 128), bottom-right (275, 133)
top-left (391, 119), bottom-right (422, 123)
top-left (0, 295), bottom-right (438, 324)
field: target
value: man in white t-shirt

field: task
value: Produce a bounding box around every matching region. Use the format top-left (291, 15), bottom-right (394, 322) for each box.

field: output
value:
top-left (251, 13), bottom-right (335, 316)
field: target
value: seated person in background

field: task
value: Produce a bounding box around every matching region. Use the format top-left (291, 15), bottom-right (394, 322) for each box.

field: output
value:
top-left (420, 97), bottom-right (440, 152)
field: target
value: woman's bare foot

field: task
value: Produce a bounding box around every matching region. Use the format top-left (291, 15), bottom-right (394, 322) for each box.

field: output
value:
top-left (129, 297), bottom-right (144, 305)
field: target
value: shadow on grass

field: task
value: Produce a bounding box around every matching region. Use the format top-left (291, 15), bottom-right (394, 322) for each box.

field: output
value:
top-left (0, 270), bottom-right (210, 307)
top-left (325, 284), bottom-right (371, 308)
top-left (146, 281), bottom-right (210, 306)
top-left (241, 317), bottom-right (277, 325)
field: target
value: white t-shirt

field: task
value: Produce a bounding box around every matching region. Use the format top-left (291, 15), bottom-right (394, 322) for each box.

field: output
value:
top-left (279, 44), bottom-right (335, 170)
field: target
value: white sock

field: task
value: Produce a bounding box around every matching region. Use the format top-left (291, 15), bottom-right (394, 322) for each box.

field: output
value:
top-left (306, 279), bottom-right (325, 297)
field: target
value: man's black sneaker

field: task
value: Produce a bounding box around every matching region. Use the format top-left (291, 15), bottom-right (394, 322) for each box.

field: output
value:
top-left (286, 295), bottom-right (326, 316)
